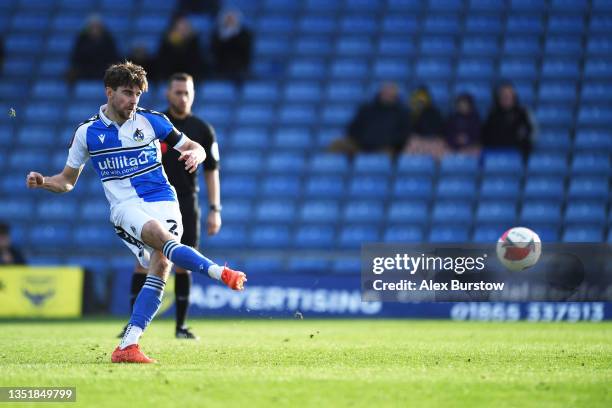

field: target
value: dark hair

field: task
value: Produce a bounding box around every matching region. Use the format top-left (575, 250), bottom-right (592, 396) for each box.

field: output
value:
top-left (168, 72), bottom-right (194, 85)
top-left (103, 61), bottom-right (148, 92)
top-left (0, 223), bottom-right (9, 235)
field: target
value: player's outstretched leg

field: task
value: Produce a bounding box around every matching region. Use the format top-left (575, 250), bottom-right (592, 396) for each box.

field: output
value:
top-left (112, 252), bottom-right (170, 363)
top-left (161, 240), bottom-right (247, 290)
top-left (141, 220), bottom-right (247, 291)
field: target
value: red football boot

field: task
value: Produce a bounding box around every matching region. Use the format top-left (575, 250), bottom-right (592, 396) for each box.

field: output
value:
top-left (111, 344), bottom-right (156, 364)
top-left (221, 265), bottom-right (247, 291)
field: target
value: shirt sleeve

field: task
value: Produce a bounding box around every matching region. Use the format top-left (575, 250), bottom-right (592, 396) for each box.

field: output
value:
top-left (201, 122), bottom-right (220, 171)
top-left (141, 111), bottom-right (175, 140)
top-left (66, 124), bottom-right (90, 169)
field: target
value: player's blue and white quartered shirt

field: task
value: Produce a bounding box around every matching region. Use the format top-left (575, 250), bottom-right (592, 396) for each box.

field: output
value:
top-left (67, 105), bottom-right (187, 209)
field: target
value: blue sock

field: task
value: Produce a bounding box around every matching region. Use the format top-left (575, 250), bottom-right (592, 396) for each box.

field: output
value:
top-left (162, 240), bottom-right (216, 274)
top-left (128, 275), bottom-right (165, 330)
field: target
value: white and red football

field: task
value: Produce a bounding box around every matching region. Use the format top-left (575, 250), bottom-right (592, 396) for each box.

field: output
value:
top-left (496, 227), bottom-right (542, 272)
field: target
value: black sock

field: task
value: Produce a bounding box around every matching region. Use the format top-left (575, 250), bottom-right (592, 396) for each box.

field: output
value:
top-left (130, 273), bottom-right (147, 312)
top-left (175, 272), bottom-right (192, 330)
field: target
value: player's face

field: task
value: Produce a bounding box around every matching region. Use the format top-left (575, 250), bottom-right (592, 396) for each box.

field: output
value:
top-left (167, 80), bottom-right (194, 115)
top-left (107, 85), bottom-right (142, 121)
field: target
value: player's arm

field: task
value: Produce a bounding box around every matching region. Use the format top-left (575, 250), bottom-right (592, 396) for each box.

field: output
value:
top-left (153, 114), bottom-right (206, 174)
top-left (26, 165), bottom-right (83, 193)
top-left (205, 169), bottom-right (222, 236)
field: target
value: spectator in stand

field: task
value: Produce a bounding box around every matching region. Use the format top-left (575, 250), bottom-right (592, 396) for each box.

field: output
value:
top-left (175, 0), bottom-right (220, 17)
top-left (210, 9), bottom-right (253, 84)
top-left (127, 43), bottom-right (157, 81)
top-left (481, 82), bottom-right (534, 158)
top-left (329, 82), bottom-right (410, 157)
top-left (403, 86), bottom-right (446, 159)
top-left (0, 223), bottom-right (25, 265)
top-left (157, 16), bottom-right (204, 81)
top-left (68, 15), bottom-right (119, 83)
top-left (445, 93), bottom-right (482, 155)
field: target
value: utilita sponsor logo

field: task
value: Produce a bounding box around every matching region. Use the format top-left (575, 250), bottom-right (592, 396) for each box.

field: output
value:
top-left (97, 151), bottom-right (153, 171)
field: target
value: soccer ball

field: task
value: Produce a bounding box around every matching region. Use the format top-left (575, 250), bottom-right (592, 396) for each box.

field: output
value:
top-left (496, 227), bottom-right (542, 272)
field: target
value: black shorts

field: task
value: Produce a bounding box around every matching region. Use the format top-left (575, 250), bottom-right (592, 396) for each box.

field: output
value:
top-left (177, 193), bottom-right (200, 248)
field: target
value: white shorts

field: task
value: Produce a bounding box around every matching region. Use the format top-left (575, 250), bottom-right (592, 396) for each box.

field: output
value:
top-left (111, 200), bottom-right (184, 268)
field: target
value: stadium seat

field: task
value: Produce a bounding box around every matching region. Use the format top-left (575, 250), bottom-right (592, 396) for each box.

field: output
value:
top-left (503, 37), bottom-right (541, 56)
top-left (436, 177), bottom-right (477, 200)
top-left (242, 82), bottom-right (279, 103)
top-left (310, 155), bottom-right (350, 174)
top-left (0, 199), bottom-right (34, 222)
top-left (564, 202), bottom-right (607, 224)
top-left (256, 15), bottom-right (296, 35)
top-left (273, 128), bottom-right (311, 150)
top-left (236, 105), bottom-right (275, 125)
top-left (584, 60), bottom-right (612, 78)
top-left (80, 199), bottom-right (110, 220)
top-left (378, 38), bottom-right (416, 57)
top-left (388, 202), bottom-right (429, 225)
top-left (524, 177), bottom-right (565, 200)
top-left (456, 59), bottom-right (495, 80)
top-left (300, 200), bottom-right (341, 223)
top-left (283, 82), bottom-right (322, 103)
top-left (343, 201), bottom-right (385, 223)
top-left (392, 177), bottom-right (434, 201)
top-left (206, 224), bottom-right (248, 249)
top-left (265, 153), bottom-right (306, 174)
top-left (336, 36), bottom-right (375, 56)
top-left (242, 257), bottom-right (283, 274)
top-left (536, 106), bottom-right (574, 127)
top-left (574, 130), bottom-right (612, 151)
top-left (567, 177), bottom-right (609, 200)
top-left (222, 176), bottom-right (258, 198)
top-left (348, 176), bottom-right (389, 197)
top-left (527, 153), bottom-right (568, 174)
top-left (544, 37), bottom-right (582, 56)
top-left (373, 59), bottom-right (411, 80)
top-left (483, 151), bottom-right (524, 175)
top-left (36, 200), bottom-right (78, 221)
top-left (562, 227), bottom-right (604, 242)
top-left (428, 226), bottom-right (469, 243)
top-left (261, 176), bottom-right (302, 196)
top-left (223, 152), bottom-right (263, 174)
top-left (423, 15), bottom-right (460, 34)
top-left (499, 59), bottom-right (537, 80)
top-left (480, 177), bottom-right (521, 199)
top-left (250, 225), bottom-right (291, 249)
top-left (230, 128), bottom-right (269, 149)
top-left (465, 16), bottom-right (503, 35)
top-left (278, 105), bottom-right (317, 126)
top-left (74, 225), bottom-right (117, 249)
top-left (587, 36), bottom-right (612, 56)
top-left (581, 83), bottom-right (612, 103)
top-left (222, 200), bottom-right (252, 222)
top-left (29, 224), bottom-right (72, 248)
top-left (338, 225), bottom-right (379, 249)
top-left (415, 59), bottom-right (453, 80)
top-left (439, 155), bottom-right (479, 175)
top-left (534, 130), bottom-right (572, 152)
top-left (330, 60), bottom-right (369, 79)
top-left (520, 202), bottom-right (563, 225)
top-left (475, 202), bottom-right (517, 224)
top-left (294, 225), bottom-right (336, 249)
top-left (397, 155), bottom-right (436, 175)
top-left (578, 106), bottom-right (612, 126)
top-left (541, 60), bottom-right (580, 80)
top-left (294, 39), bottom-right (332, 57)
top-left (255, 200), bottom-right (297, 223)
top-left (199, 82), bottom-right (237, 103)
top-left (571, 154), bottom-right (610, 175)
top-left (472, 226), bottom-right (506, 243)
top-left (353, 154), bottom-right (392, 174)
top-left (304, 176), bottom-right (346, 198)
top-left (538, 82), bottom-right (577, 103)
top-left (383, 226), bottom-right (424, 243)
top-left (321, 105), bottom-right (354, 127)
top-left (331, 258), bottom-right (361, 274)
top-left (432, 202), bottom-right (473, 225)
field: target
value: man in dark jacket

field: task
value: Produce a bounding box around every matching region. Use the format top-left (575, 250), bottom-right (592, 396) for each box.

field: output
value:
top-left (157, 17), bottom-right (204, 81)
top-left (210, 9), bottom-right (253, 83)
top-left (68, 15), bottom-right (119, 82)
top-left (330, 82), bottom-right (411, 156)
top-left (481, 83), bottom-right (533, 158)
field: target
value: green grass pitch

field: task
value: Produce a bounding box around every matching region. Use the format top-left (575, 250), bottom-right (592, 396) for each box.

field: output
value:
top-left (0, 319), bottom-right (610, 407)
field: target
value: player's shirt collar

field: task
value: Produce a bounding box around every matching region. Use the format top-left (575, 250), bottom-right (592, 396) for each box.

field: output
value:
top-left (99, 104), bottom-right (136, 128)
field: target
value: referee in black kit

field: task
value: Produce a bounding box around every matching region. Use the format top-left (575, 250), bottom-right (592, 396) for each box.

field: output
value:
top-left (120, 72), bottom-right (222, 339)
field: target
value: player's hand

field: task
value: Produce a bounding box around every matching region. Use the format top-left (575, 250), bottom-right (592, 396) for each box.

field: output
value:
top-left (207, 211), bottom-right (222, 236)
top-left (178, 150), bottom-right (205, 174)
top-left (26, 172), bottom-right (44, 189)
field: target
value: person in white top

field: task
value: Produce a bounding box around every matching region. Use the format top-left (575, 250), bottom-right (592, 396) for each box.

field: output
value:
top-left (26, 61), bottom-right (246, 364)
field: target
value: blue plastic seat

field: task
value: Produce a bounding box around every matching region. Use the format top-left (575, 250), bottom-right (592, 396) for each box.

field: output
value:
top-left (584, 60), bottom-right (612, 78)
top-left (348, 176), bottom-right (389, 197)
top-left (3, 58), bottom-right (35, 78)
top-left (472, 226), bottom-right (506, 243)
top-left (545, 37), bottom-right (582, 56)
top-left (551, 0), bottom-right (588, 11)
top-left (439, 155), bottom-right (479, 175)
top-left (460, 37), bottom-right (498, 56)
top-left (419, 36), bottom-right (457, 56)
top-left (278, 105), bottom-right (317, 126)
top-left (236, 105), bottom-right (275, 126)
top-left (381, 16), bottom-right (419, 35)
top-left (221, 176), bottom-right (258, 198)
top-left (273, 129), bottom-right (311, 150)
top-left (321, 105), bottom-right (354, 127)
top-left (256, 15), bottom-right (296, 34)
top-left (331, 258), bottom-right (361, 274)
top-left (541, 60), bottom-right (580, 80)
top-left (384, 226), bottom-right (424, 243)
top-left (465, 16), bottom-right (503, 34)
top-left (261, 176), bottom-right (301, 196)
top-left (343, 201), bottom-right (385, 223)
top-left (339, 225), bottom-right (380, 249)
top-left (241, 83), bottom-right (279, 102)
top-left (36, 200), bottom-right (78, 221)
top-left (432, 203), bottom-right (473, 225)
top-left (304, 177), bottom-right (346, 198)
top-left (520, 202), bottom-right (563, 224)
top-left (294, 38), bottom-right (332, 56)
top-left (336, 36), bottom-right (374, 56)
top-left (230, 128), bottom-right (268, 149)
top-left (29, 224), bottom-right (72, 248)
top-left (255, 200), bottom-right (296, 223)
top-left (571, 154), bottom-right (610, 175)
top-left (387, 201), bottom-right (428, 225)
top-left (456, 59), bottom-right (495, 80)
top-left (567, 178), bottom-right (609, 200)
top-left (483, 152), bottom-right (524, 175)
top-left (534, 130), bottom-right (572, 152)
top-left (587, 36), bottom-right (612, 56)
top-left (574, 130), bottom-right (612, 150)
top-left (589, 15), bottom-right (612, 33)
top-left (524, 177), bottom-right (565, 200)
top-left (578, 106), bottom-right (612, 126)
top-left (0, 199), bottom-right (34, 222)
top-left (499, 59), bottom-right (537, 80)
top-left (283, 82), bottom-right (322, 103)
top-left (392, 177), bottom-right (434, 200)
top-left (373, 59), bottom-right (411, 80)
top-left (565, 202), bottom-right (606, 224)
top-left (378, 38), bottom-right (416, 56)
top-left (436, 177), bottom-right (478, 199)
top-left (300, 200), bottom-right (340, 223)
top-left (23, 105), bottom-right (59, 125)
top-left (250, 225), bottom-right (291, 249)
top-left (288, 59), bottom-right (327, 79)
top-left (503, 37), bottom-right (541, 56)
top-left (397, 155), bottom-right (436, 175)
top-left (223, 152), bottom-right (263, 174)
top-left (242, 257), bottom-right (283, 274)
top-left (221, 200), bottom-right (252, 222)
top-left (74, 81), bottom-right (101, 99)
top-left (476, 202), bottom-right (517, 224)
top-left (330, 60), bottom-right (369, 79)
top-left (80, 199), bottom-right (110, 220)
top-left (480, 177), bottom-right (521, 199)
top-left (254, 37), bottom-right (290, 57)
top-left (527, 153), bottom-right (568, 174)
top-left (353, 154), bottom-right (392, 174)
top-left (562, 227), bottom-right (604, 242)
top-left (294, 225), bottom-right (336, 249)
top-left (298, 16), bottom-right (337, 34)
top-left (506, 15), bottom-right (543, 34)
top-left (581, 83), bottom-right (612, 103)
top-left (310, 155), bottom-right (350, 174)
top-left (548, 15), bottom-right (585, 34)
top-left (415, 59), bottom-right (453, 79)
top-left (135, 14), bottom-right (169, 34)
top-left (199, 82), bottom-right (237, 103)
top-left (5, 34), bottom-right (44, 55)
top-left (536, 106), bottom-right (574, 127)
top-left (9, 150), bottom-right (50, 172)
top-left (423, 15), bottom-right (460, 34)
top-left (74, 225), bottom-right (116, 248)
top-left (265, 153), bottom-right (306, 174)
top-left (206, 224), bottom-right (248, 249)
top-left (428, 226), bottom-right (469, 243)
top-left (538, 82), bottom-right (577, 102)
top-left (287, 258), bottom-right (331, 275)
